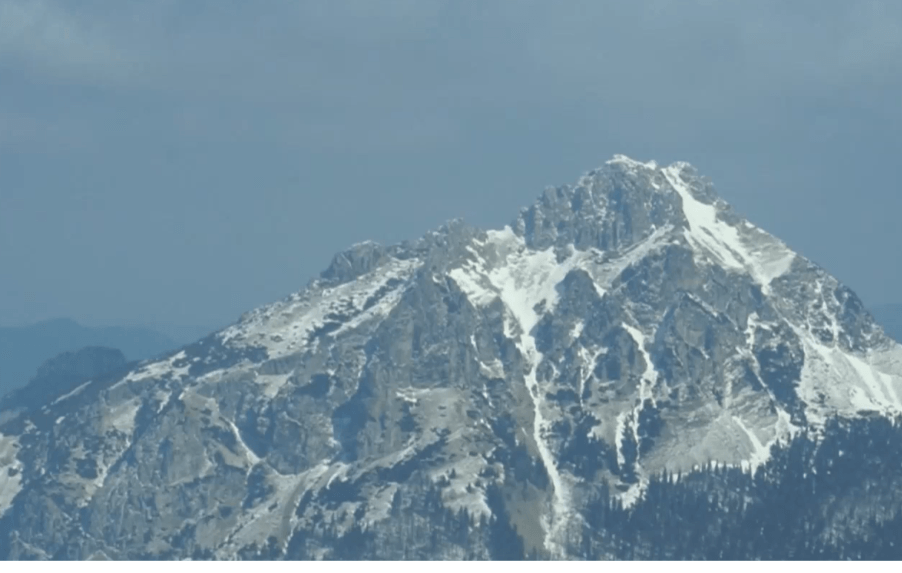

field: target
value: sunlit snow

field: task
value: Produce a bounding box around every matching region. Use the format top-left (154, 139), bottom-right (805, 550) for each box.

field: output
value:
top-left (50, 380), bottom-right (92, 405)
top-left (661, 164), bottom-right (795, 294)
top-left (220, 257), bottom-right (420, 360)
top-left (449, 226), bottom-right (577, 556)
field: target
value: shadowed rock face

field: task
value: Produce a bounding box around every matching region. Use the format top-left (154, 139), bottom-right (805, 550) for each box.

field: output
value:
top-left (1, 156), bottom-right (902, 560)
top-left (32, 347), bottom-right (127, 387)
top-left (0, 347), bottom-right (128, 415)
top-left (0, 319), bottom-right (180, 399)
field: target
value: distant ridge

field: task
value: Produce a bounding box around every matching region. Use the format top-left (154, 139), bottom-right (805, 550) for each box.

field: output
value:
top-left (0, 319), bottom-right (178, 398)
top-left (0, 347), bottom-right (129, 416)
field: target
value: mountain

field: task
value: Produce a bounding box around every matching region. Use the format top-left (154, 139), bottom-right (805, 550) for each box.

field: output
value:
top-left (2, 155), bottom-right (902, 560)
top-left (0, 319), bottom-right (181, 399)
top-left (872, 304), bottom-right (902, 344)
top-left (0, 347), bottom-right (129, 422)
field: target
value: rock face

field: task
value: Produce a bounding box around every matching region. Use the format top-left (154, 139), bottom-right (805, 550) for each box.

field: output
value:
top-left (3, 156), bottom-right (902, 560)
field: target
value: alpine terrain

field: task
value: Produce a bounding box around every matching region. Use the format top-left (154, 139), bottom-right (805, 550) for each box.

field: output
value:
top-left (2, 156), bottom-right (902, 560)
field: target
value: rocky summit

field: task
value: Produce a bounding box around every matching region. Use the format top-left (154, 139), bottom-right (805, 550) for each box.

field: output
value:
top-left (3, 156), bottom-right (902, 560)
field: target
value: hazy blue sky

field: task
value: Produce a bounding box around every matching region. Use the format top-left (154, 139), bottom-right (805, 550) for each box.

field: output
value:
top-left (1, 0), bottom-right (900, 330)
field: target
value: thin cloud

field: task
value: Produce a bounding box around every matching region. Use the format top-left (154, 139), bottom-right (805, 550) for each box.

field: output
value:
top-left (0, 0), bottom-right (126, 80)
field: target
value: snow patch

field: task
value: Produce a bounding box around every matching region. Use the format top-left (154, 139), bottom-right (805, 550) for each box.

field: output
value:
top-left (106, 399), bottom-right (141, 436)
top-left (218, 462), bottom-right (332, 558)
top-left (154, 388), bottom-right (173, 413)
top-left (0, 433), bottom-right (23, 518)
top-left (447, 227), bottom-right (693, 551)
top-left (661, 165), bottom-right (795, 294)
top-left (169, 351), bottom-right (191, 380)
top-left (451, 227), bottom-right (574, 555)
top-left (478, 358), bottom-right (505, 380)
top-left (845, 352), bottom-right (902, 411)
top-left (614, 411), bottom-right (629, 468)
top-left (662, 165), bottom-right (745, 271)
top-left (618, 480), bottom-right (648, 510)
top-left (226, 419), bottom-right (261, 466)
top-left (447, 268), bottom-right (498, 307)
top-left (570, 320), bottom-right (584, 341)
top-left (623, 323), bottom-right (658, 405)
top-left (433, 455), bottom-right (492, 520)
top-left (732, 409), bottom-right (797, 474)
top-left (114, 350), bottom-right (191, 390)
top-left (620, 322), bottom-right (659, 487)
top-left (255, 373), bottom-right (292, 399)
top-left (395, 388), bottom-right (420, 405)
top-left (582, 225), bottom-right (674, 293)
top-left (794, 323), bottom-right (902, 421)
top-left (606, 154), bottom-right (658, 171)
top-left (220, 257), bottom-right (420, 359)
top-left (731, 416), bottom-right (770, 473)
top-left (51, 380), bottom-right (92, 405)
top-left (578, 346), bottom-right (607, 411)
top-left (120, 359), bottom-right (173, 385)
top-left (363, 483), bottom-right (400, 527)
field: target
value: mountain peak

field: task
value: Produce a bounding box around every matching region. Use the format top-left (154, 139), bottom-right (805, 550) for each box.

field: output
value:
top-left (512, 154), bottom-right (719, 255)
top-left (605, 153), bottom-right (659, 171)
top-left (510, 154), bottom-right (795, 298)
top-left (3, 155), bottom-right (902, 560)
top-left (598, 154), bottom-right (716, 203)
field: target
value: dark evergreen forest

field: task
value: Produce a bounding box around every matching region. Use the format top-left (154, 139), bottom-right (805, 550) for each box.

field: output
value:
top-left (234, 415), bottom-right (902, 560)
